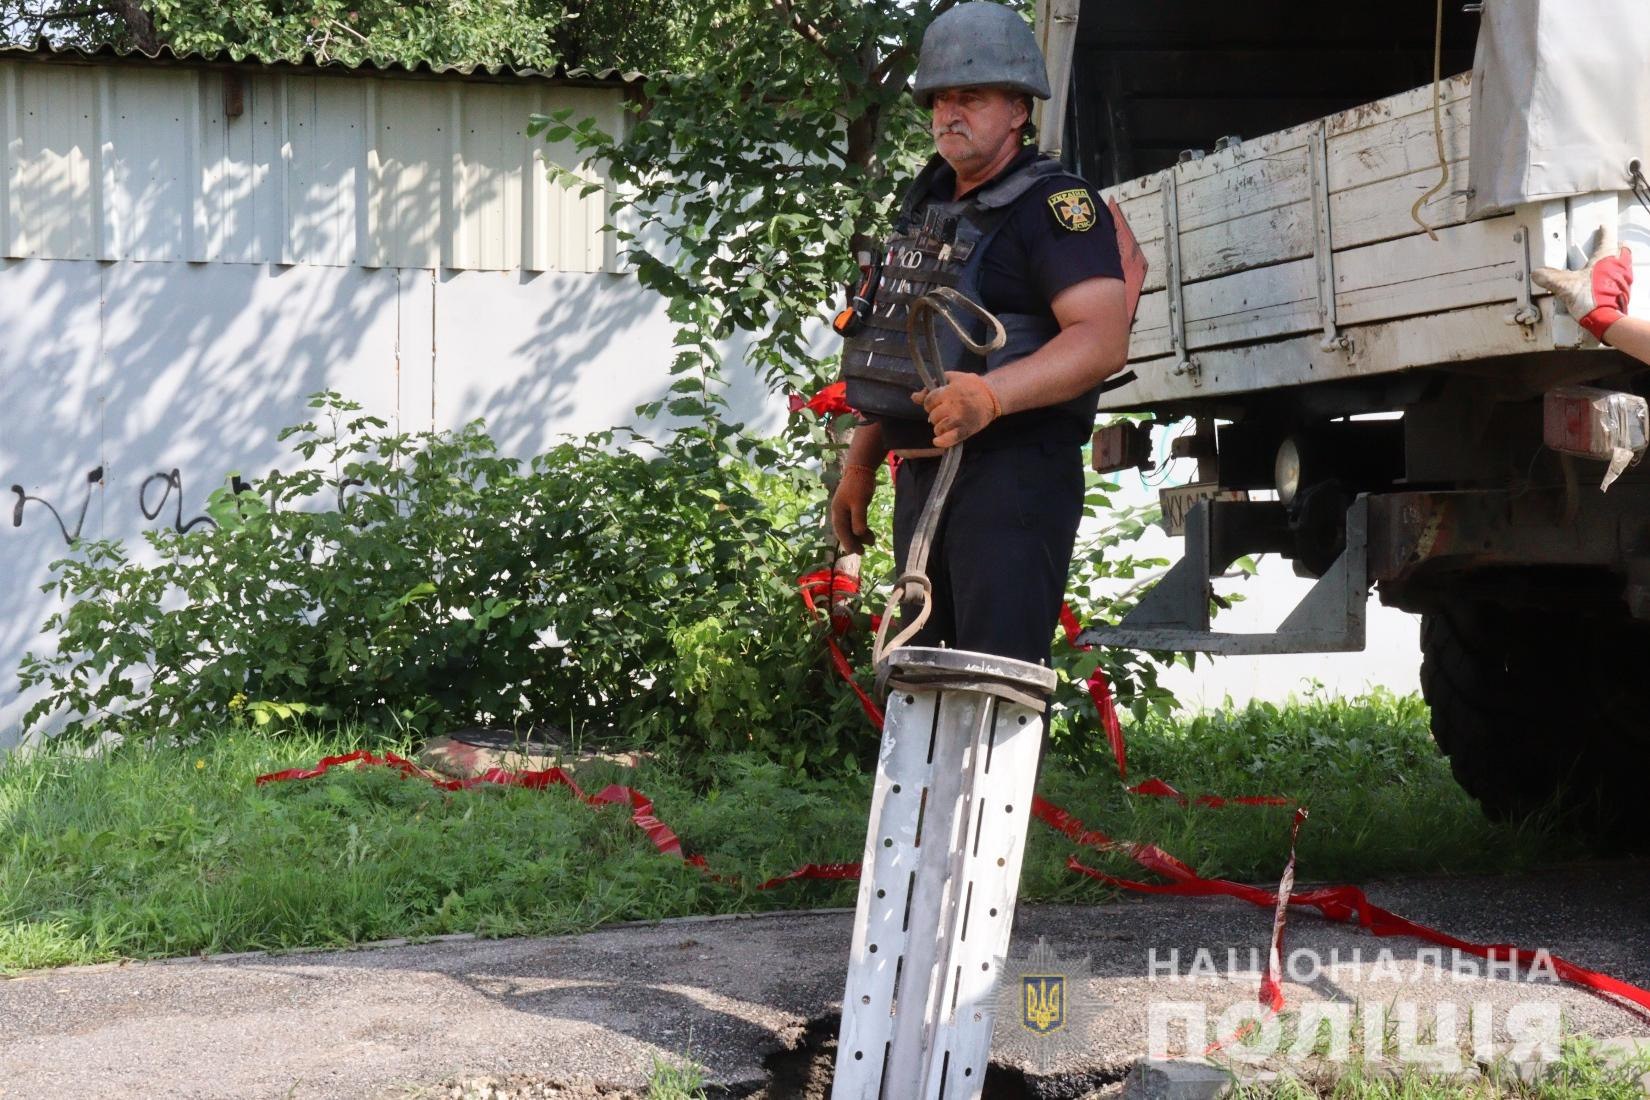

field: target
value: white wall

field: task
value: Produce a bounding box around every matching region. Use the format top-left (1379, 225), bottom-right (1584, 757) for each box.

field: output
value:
top-left (0, 57), bottom-right (1421, 747)
top-left (0, 55), bottom-right (792, 746)
top-left (0, 257), bottom-right (787, 745)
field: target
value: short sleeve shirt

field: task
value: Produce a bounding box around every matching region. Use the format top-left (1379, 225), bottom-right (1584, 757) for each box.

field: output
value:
top-left (881, 147), bottom-right (1122, 449)
top-left (928, 146), bottom-right (1124, 319)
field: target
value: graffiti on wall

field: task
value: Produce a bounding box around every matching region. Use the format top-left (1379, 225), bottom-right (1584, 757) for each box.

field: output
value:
top-left (11, 467), bottom-right (352, 548)
top-left (10, 466), bottom-right (234, 546)
top-left (9, 467), bottom-right (105, 544)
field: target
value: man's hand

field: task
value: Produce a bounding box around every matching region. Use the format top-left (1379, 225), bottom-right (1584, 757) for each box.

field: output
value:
top-left (830, 462), bottom-right (878, 555)
top-left (1533, 236), bottom-right (1634, 342)
top-left (912, 371), bottom-right (1002, 448)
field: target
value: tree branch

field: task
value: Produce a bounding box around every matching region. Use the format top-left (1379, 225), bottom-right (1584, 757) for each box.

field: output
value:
top-left (327, 17), bottom-right (370, 45)
top-left (25, 6), bottom-right (114, 27)
top-left (771, 0), bottom-right (833, 62)
top-left (105, 0), bottom-right (159, 52)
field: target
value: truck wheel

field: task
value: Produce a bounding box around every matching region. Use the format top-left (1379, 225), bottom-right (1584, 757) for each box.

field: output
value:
top-left (1419, 600), bottom-right (1650, 844)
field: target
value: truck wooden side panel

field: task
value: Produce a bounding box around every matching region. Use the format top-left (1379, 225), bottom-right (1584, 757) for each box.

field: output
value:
top-left (1091, 72), bottom-right (1611, 409)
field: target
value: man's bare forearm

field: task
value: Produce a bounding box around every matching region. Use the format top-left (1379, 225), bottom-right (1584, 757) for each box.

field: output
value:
top-left (1604, 316), bottom-right (1650, 367)
top-left (984, 319), bottom-right (1128, 415)
top-left (843, 421), bottom-right (889, 467)
top-left (981, 277), bottom-right (1129, 416)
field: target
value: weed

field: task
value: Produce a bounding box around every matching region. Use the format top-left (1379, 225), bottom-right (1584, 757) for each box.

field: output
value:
top-left (0, 693), bottom-right (1578, 972)
top-left (1228, 1031), bottom-right (1650, 1098)
top-left (645, 1050), bottom-right (709, 1100)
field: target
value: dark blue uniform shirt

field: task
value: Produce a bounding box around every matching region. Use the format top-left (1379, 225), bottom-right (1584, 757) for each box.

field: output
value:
top-left (881, 146), bottom-right (1123, 450)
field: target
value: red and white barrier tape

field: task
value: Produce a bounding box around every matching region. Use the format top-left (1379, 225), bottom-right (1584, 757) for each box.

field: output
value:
top-left (1038, 796), bottom-right (1650, 1018)
top-left (255, 739), bottom-right (1650, 1019)
top-left (255, 750), bottom-right (865, 890)
top-left (254, 419), bottom-right (1650, 1020)
top-left (799, 568), bottom-right (884, 728)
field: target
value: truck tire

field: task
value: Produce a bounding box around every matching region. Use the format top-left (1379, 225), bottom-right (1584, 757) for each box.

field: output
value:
top-left (1419, 600), bottom-right (1650, 844)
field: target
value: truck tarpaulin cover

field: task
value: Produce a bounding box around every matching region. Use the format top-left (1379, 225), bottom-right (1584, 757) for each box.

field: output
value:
top-left (1468, 0), bottom-right (1650, 218)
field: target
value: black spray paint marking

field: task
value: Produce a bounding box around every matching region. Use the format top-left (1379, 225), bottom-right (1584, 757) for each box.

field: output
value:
top-left (12, 467), bottom-right (233, 546)
top-left (11, 466), bottom-right (105, 544)
top-left (139, 469), bottom-right (218, 535)
top-left (11, 467), bottom-right (323, 547)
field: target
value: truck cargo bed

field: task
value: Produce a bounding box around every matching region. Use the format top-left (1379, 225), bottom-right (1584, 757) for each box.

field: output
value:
top-left (1096, 73), bottom-right (1644, 412)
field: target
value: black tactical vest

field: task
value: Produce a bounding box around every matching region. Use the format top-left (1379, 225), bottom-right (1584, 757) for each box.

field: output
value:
top-left (840, 153), bottom-right (1101, 430)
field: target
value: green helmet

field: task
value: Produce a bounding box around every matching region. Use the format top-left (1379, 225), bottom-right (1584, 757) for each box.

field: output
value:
top-left (912, 2), bottom-right (1052, 108)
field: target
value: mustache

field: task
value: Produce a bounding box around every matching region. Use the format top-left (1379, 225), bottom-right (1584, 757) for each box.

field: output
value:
top-left (932, 124), bottom-right (971, 139)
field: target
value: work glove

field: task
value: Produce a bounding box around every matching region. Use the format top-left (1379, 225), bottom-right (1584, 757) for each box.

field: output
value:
top-left (1532, 237), bottom-right (1634, 343)
top-left (830, 462), bottom-right (878, 555)
top-left (912, 371), bottom-right (1003, 449)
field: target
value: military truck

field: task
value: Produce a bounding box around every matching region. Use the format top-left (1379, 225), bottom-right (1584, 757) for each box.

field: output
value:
top-left (1046, 0), bottom-right (1650, 836)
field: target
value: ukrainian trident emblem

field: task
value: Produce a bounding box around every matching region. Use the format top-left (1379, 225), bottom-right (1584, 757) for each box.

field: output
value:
top-left (1022, 974), bottom-right (1065, 1034)
top-left (994, 937), bottom-right (1106, 1071)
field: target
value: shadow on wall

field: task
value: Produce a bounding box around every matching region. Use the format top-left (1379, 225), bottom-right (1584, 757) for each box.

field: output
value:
top-left (0, 254), bottom-right (732, 745)
top-left (462, 271), bottom-right (801, 455)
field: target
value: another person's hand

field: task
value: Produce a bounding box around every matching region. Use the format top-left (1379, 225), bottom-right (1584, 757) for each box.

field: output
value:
top-left (830, 463), bottom-right (878, 555)
top-left (912, 371), bottom-right (1002, 448)
top-left (1533, 237), bottom-right (1633, 342)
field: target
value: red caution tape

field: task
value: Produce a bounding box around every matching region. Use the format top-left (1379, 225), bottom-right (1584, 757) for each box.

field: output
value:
top-left (1258, 808), bottom-right (1307, 1014)
top-left (1128, 776), bottom-right (1293, 809)
top-left (256, 750), bottom-right (866, 891)
top-left (256, 749), bottom-right (1650, 1016)
top-left (257, 750), bottom-right (710, 870)
top-left (1034, 796), bottom-right (1650, 1018)
top-left (799, 568), bottom-right (885, 727)
top-left (1060, 602), bottom-right (1127, 777)
top-left (788, 381), bottom-right (854, 418)
top-left (756, 862), bottom-right (862, 890)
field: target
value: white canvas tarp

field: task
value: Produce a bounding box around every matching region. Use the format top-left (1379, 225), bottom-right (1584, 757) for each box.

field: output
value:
top-left (1468, 0), bottom-right (1650, 218)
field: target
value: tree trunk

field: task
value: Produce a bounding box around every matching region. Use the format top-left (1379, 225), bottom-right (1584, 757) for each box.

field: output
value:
top-left (843, 46), bottom-right (885, 266)
top-left (551, 0), bottom-right (588, 71)
top-left (109, 0), bottom-right (160, 53)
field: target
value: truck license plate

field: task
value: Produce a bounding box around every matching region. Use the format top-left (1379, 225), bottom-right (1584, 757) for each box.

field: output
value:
top-left (1159, 482), bottom-right (1248, 536)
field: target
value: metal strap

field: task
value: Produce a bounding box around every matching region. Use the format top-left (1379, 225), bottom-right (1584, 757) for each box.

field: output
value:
top-left (1310, 120), bottom-right (1351, 352)
top-left (1160, 168), bottom-right (1200, 385)
top-left (871, 291), bottom-right (1006, 673)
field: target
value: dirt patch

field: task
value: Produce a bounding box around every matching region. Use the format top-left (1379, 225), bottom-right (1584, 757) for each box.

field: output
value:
top-left (403, 1076), bottom-right (644, 1099)
top-left (746, 1016), bottom-right (1131, 1100)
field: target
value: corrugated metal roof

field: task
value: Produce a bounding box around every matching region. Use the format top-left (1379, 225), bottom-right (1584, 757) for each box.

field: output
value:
top-left (0, 39), bottom-right (643, 87)
top-left (1, 45), bottom-right (630, 272)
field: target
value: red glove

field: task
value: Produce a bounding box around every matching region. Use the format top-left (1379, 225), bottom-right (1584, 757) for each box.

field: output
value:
top-left (1533, 241), bottom-right (1634, 342)
top-left (912, 372), bottom-right (1003, 449)
top-left (830, 463), bottom-right (877, 555)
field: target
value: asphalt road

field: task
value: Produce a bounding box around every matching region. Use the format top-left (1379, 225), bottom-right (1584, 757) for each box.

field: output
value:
top-left (2, 863), bottom-right (1648, 1099)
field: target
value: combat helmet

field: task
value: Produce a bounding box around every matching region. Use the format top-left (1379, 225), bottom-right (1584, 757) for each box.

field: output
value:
top-left (912, 2), bottom-right (1052, 107)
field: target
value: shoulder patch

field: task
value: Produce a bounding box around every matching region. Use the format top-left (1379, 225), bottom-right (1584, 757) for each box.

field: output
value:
top-left (1047, 187), bottom-right (1097, 232)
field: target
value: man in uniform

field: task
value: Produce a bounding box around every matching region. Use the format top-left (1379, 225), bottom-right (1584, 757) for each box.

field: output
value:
top-left (830, 1), bottom-right (1131, 667)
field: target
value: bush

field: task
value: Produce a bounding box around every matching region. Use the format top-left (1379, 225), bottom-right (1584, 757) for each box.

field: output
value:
top-left (24, 389), bottom-right (1182, 770)
top-left (21, 394), bottom-right (874, 770)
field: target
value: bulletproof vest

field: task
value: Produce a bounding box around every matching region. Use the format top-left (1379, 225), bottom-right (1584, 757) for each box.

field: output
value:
top-left (840, 154), bottom-right (1101, 429)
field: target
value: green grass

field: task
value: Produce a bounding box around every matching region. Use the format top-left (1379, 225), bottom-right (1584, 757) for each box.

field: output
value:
top-left (0, 692), bottom-right (1580, 972)
top-left (1230, 1033), bottom-right (1650, 1099)
top-left (645, 1050), bottom-right (709, 1100)
top-left (1022, 688), bottom-right (1580, 902)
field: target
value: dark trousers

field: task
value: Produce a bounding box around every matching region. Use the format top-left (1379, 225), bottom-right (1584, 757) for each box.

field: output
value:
top-left (891, 440), bottom-right (1085, 668)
